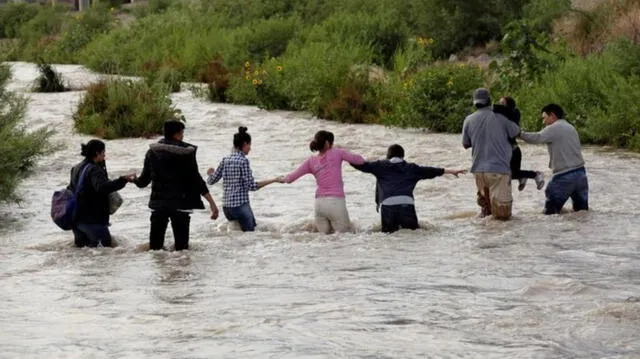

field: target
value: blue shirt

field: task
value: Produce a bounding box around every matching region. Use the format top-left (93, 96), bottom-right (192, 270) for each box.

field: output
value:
top-left (207, 151), bottom-right (258, 208)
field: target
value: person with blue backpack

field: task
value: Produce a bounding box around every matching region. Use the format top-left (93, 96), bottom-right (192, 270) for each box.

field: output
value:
top-left (67, 140), bottom-right (135, 248)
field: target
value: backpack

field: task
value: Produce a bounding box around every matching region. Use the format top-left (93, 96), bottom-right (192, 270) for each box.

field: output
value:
top-left (51, 164), bottom-right (92, 230)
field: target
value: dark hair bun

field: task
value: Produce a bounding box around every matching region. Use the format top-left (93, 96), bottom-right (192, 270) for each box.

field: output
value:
top-left (309, 140), bottom-right (318, 152)
top-left (238, 126), bottom-right (248, 134)
top-left (80, 143), bottom-right (88, 157)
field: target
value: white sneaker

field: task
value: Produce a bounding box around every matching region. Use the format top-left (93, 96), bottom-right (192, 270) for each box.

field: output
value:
top-left (534, 171), bottom-right (545, 190)
top-left (518, 178), bottom-right (527, 191)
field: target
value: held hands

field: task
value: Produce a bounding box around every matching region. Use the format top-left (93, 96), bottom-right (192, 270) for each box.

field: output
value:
top-left (207, 167), bottom-right (215, 176)
top-left (123, 173), bottom-right (137, 182)
top-left (210, 203), bottom-right (219, 220)
top-left (274, 175), bottom-right (286, 183)
top-left (445, 169), bottom-right (467, 177)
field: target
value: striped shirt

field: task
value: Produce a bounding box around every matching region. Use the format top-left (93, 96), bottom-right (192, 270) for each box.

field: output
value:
top-left (207, 151), bottom-right (258, 208)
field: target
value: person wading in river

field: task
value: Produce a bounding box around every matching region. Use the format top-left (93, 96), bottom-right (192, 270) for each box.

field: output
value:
top-left (134, 120), bottom-right (219, 250)
top-left (462, 88), bottom-right (521, 220)
top-left (519, 104), bottom-right (589, 214)
top-left (351, 144), bottom-right (466, 233)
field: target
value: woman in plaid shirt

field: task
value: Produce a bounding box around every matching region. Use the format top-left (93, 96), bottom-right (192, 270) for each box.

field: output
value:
top-left (207, 127), bottom-right (282, 231)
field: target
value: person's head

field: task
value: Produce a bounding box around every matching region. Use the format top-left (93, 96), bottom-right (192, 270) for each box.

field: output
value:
top-left (164, 120), bottom-right (185, 141)
top-left (386, 144), bottom-right (405, 159)
top-left (81, 139), bottom-right (106, 163)
top-left (473, 88), bottom-right (491, 109)
top-left (309, 130), bottom-right (334, 153)
top-left (499, 96), bottom-right (517, 109)
top-left (233, 126), bottom-right (251, 154)
top-left (540, 103), bottom-right (565, 126)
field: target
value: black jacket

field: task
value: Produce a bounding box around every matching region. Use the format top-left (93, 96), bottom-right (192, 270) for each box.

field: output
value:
top-left (68, 160), bottom-right (127, 225)
top-left (134, 139), bottom-right (209, 211)
top-left (493, 104), bottom-right (521, 146)
top-left (352, 159), bottom-right (444, 209)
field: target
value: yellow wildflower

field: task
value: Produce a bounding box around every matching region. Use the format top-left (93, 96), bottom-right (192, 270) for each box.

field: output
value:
top-left (244, 61), bottom-right (250, 68)
top-left (427, 38), bottom-right (435, 45)
top-left (276, 66), bottom-right (283, 72)
top-left (447, 80), bottom-right (454, 87)
top-left (262, 70), bottom-right (267, 75)
top-left (257, 79), bottom-right (263, 85)
top-left (252, 79), bottom-right (258, 85)
top-left (245, 75), bottom-right (251, 80)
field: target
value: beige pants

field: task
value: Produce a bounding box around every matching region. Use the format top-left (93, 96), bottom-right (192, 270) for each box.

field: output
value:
top-left (314, 197), bottom-right (353, 234)
top-left (474, 173), bottom-right (513, 220)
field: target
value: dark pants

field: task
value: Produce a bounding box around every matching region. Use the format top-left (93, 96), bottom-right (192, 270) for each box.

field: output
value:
top-left (380, 204), bottom-right (419, 233)
top-left (223, 203), bottom-right (256, 232)
top-left (73, 223), bottom-right (111, 248)
top-left (150, 210), bottom-right (191, 251)
top-left (511, 146), bottom-right (537, 180)
top-left (544, 167), bottom-right (589, 215)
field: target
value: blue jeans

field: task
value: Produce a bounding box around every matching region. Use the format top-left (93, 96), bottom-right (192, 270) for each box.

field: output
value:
top-left (223, 203), bottom-right (256, 232)
top-left (73, 223), bottom-right (111, 248)
top-left (544, 167), bottom-right (589, 215)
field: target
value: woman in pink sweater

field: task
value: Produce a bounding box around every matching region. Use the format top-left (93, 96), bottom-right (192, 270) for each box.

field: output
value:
top-left (283, 130), bottom-right (365, 234)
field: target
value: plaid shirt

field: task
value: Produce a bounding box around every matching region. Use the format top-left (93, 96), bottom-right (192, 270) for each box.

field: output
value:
top-left (207, 151), bottom-right (258, 208)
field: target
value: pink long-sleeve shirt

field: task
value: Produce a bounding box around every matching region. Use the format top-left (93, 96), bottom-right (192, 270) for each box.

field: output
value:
top-left (284, 148), bottom-right (365, 198)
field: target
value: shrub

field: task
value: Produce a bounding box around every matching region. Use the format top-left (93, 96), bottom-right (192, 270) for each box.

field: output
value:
top-left (73, 79), bottom-right (183, 139)
top-left (48, 4), bottom-right (114, 63)
top-left (0, 64), bottom-right (55, 202)
top-left (383, 64), bottom-right (486, 132)
top-left (0, 2), bottom-right (41, 39)
top-left (233, 16), bottom-right (300, 63)
top-left (515, 48), bottom-right (640, 150)
top-left (141, 59), bottom-right (185, 92)
top-left (17, 6), bottom-right (68, 61)
top-left (197, 56), bottom-right (231, 102)
top-left (33, 62), bottom-right (69, 93)
top-left (275, 41), bottom-right (374, 117)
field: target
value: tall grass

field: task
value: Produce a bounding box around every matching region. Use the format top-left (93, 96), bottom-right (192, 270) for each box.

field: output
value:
top-left (0, 64), bottom-right (56, 202)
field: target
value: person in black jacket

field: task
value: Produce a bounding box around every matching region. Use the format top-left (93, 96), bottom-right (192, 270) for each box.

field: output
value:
top-left (134, 121), bottom-right (219, 251)
top-left (68, 140), bottom-right (135, 248)
top-left (352, 144), bottom-right (466, 233)
top-left (493, 96), bottom-right (545, 191)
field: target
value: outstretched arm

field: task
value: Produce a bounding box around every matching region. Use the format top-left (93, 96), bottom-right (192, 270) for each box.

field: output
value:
top-left (520, 126), bottom-right (553, 144)
top-left (284, 159), bottom-right (311, 183)
top-left (339, 148), bottom-right (365, 165)
top-left (134, 151), bottom-right (152, 188)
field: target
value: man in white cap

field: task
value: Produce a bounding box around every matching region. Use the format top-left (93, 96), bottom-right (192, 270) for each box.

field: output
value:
top-left (462, 88), bottom-right (521, 219)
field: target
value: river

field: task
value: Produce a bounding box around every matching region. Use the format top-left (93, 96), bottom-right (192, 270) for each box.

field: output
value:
top-left (1, 62), bottom-right (639, 358)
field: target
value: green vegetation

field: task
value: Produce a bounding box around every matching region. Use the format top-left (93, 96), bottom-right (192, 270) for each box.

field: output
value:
top-left (72, 79), bottom-right (183, 139)
top-left (34, 62), bottom-right (69, 92)
top-left (0, 64), bottom-right (55, 202)
top-left (2, 0), bottom-right (639, 150)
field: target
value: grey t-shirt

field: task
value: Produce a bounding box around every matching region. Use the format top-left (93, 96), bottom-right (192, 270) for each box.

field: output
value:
top-left (462, 107), bottom-right (521, 174)
top-left (520, 119), bottom-right (585, 175)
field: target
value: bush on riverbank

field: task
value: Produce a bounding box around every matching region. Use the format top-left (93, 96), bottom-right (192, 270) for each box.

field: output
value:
top-left (514, 39), bottom-right (640, 151)
top-left (0, 64), bottom-right (55, 202)
top-left (73, 79), bottom-right (183, 139)
top-left (33, 62), bottom-right (69, 92)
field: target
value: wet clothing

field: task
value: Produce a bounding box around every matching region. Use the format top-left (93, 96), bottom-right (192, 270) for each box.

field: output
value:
top-left (314, 197), bottom-right (352, 234)
top-left (520, 119), bottom-right (588, 214)
top-left (135, 138), bottom-right (210, 250)
top-left (135, 139), bottom-right (209, 211)
top-left (68, 160), bottom-right (127, 226)
top-left (284, 148), bottom-right (365, 198)
top-left (223, 203), bottom-right (257, 232)
top-left (380, 204), bottom-right (419, 233)
top-left (462, 107), bottom-right (520, 174)
top-left (493, 104), bottom-right (537, 180)
top-left (474, 172), bottom-right (513, 220)
top-left (150, 210), bottom-right (190, 250)
top-left (352, 158), bottom-right (445, 233)
top-left (207, 151), bottom-right (258, 208)
top-left (73, 223), bottom-right (111, 248)
top-left (520, 120), bottom-right (585, 175)
top-left (544, 167), bottom-right (589, 214)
